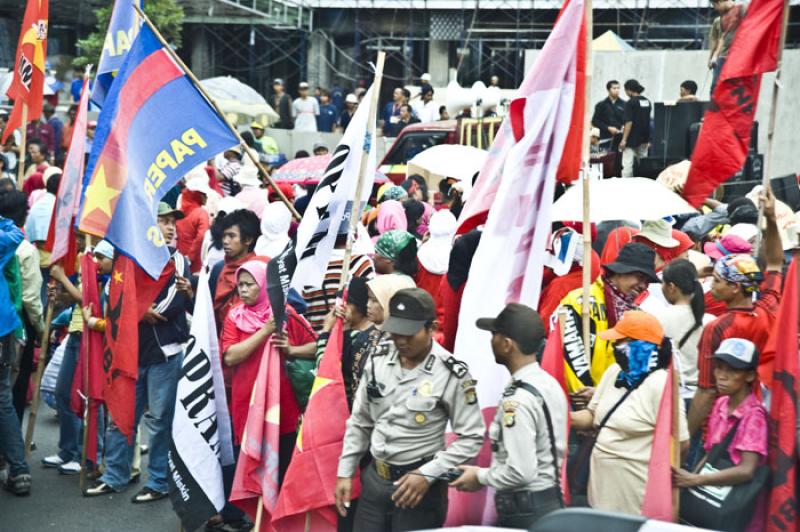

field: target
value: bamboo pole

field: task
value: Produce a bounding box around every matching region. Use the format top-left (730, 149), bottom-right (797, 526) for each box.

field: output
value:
top-left (580, 0), bottom-right (594, 362)
top-left (254, 495), bottom-right (264, 531)
top-left (671, 364), bottom-right (680, 521)
top-left (754, 0), bottom-right (790, 255)
top-left (79, 234), bottom-right (92, 493)
top-left (132, 4), bottom-right (301, 222)
top-left (338, 52), bottom-right (386, 292)
top-left (16, 103), bottom-right (27, 190)
top-left (24, 299), bottom-right (54, 458)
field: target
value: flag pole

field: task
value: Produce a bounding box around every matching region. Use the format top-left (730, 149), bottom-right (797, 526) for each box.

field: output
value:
top-left (16, 103), bottom-right (28, 190)
top-left (754, 0), bottom-right (790, 255)
top-left (671, 364), bottom-right (680, 521)
top-left (338, 51), bottom-right (386, 293)
top-left (580, 0), bottom-right (594, 361)
top-left (24, 299), bottom-right (54, 457)
top-left (255, 495), bottom-right (264, 531)
top-left (79, 234), bottom-right (92, 493)
top-left (131, 4), bottom-right (301, 222)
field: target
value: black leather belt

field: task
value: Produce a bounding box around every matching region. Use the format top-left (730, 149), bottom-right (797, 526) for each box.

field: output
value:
top-left (371, 456), bottom-right (432, 482)
top-left (495, 487), bottom-right (562, 514)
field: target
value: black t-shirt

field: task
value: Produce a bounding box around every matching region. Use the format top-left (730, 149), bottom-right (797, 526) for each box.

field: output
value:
top-left (623, 95), bottom-right (652, 148)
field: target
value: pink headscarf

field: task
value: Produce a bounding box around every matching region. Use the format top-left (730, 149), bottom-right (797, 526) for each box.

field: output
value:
top-left (229, 260), bottom-right (272, 333)
top-left (376, 200), bottom-right (408, 234)
top-left (417, 202), bottom-right (434, 236)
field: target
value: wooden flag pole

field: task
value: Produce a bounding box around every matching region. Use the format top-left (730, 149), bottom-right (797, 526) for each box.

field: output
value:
top-left (131, 4), bottom-right (301, 222)
top-left (24, 298), bottom-right (54, 458)
top-left (254, 495), bottom-right (264, 531)
top-left (754, 0), bottom-right (790, 255)
top-left (16, 103), bottom-right (28, 190)
top-left (338, 51), bottom-right (386, 292)
top-left (79, 234), bottom-right (92, 493)
top-left (580, 0), bottom-right (594, 361)
top-left (671, 364), bottom-right (680, 521)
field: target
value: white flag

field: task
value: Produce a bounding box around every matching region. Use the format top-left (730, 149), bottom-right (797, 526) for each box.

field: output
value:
top-left (168, 270), bottom-right (234, 531)
top-left (291, 85), bottom-right (377, 291)
top-left (453, 0), bottom-right (584, 407)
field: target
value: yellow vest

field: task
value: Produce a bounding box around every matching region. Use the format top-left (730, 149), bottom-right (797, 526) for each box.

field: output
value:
top-left (558, 278), bottom-right (616, 393)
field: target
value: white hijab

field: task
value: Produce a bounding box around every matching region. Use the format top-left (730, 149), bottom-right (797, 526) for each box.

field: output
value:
top-left (255, 202), bottom-right (292, 258)
top-left (417, 210), bottom-right (457, 275)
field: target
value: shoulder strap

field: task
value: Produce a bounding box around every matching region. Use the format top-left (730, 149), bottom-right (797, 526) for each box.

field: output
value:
top-left (597, 386), bottom-right (636, 431)
top-left (514, 381), bottom-right (564, 506)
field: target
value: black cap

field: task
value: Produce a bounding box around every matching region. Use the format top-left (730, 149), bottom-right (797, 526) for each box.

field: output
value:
top-left (476, 303), bottom-right (545, 355)
top-left (382, 288), bottom-right (437, 336)
top-left (604, 242), bottom-right (660, 283)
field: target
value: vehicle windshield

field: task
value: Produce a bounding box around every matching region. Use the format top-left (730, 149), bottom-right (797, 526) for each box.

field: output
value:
top-left (383, 131), bottom-right (449, 165)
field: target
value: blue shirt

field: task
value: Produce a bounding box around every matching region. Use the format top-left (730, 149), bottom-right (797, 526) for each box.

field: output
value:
top-left (317, 103), bottom-right (338, 132)
top-left (0, 218), bottom-right (23, 338)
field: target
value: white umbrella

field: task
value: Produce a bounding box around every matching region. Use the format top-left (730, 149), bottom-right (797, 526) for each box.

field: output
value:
top-left (200, 76), bottom-right (279, 126)
top-left (551, 177), bottom-right (697, 222)
top-left (407, 144), bottom-right (487, 200)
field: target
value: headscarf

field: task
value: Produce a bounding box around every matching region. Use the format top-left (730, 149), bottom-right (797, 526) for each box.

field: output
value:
top-left (255, 202), bottom-right (292, 258)
top-left (417, 202), bottom-right (434, 236)
top-left (418, 210), bottom-right (457, 275)
top-left (180, 188), bottom-right (206, 217)
top-left (446, 229), bottom-right (482, 289)
top-left (375, 230), bottom-right (415, 262)
top-left (615, 340), bottom-right (662, 389)
top-left (600, 226), bottom-right (639, 265)
top-left (22, 172), bottom-right (44, 196)
top-left (660, 229), bottom-right (694, 263)
top-left (366, 274), bottom-right (416, 321)
top-left (403, 199), bottom-right (425, 237)
top-left (213, 251), bottom-right (257, 325)
top-left (229, 260), bottom-right (272, 333)
top-left (714, 253), bottom-right (762, 294)
top-left (376, 200), bottom-right (407, 234)
top-left (380, 185), bottom-right (408, 202)
top-left (347, 276), bottom-right (369, 316)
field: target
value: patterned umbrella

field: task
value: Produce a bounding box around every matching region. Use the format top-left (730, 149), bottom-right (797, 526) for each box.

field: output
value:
top-left (272, 154), bottom-right (389, 186)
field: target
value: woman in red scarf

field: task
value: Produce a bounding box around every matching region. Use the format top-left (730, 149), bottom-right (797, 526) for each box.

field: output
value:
top-left (221, 261), bottom-right (316, 472)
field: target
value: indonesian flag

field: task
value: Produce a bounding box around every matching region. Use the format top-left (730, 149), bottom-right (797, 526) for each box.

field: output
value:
top-left (230, 340), bottom-right (283, 531)
top-left (2, 0), bottom-right (49, 144)
top-left (45, 66), bottom-right (92, 274)
top-left (104, 254), bottom-right (173, 440)
top-left (641, 362), bottom-right (679, 522)
top-left (764, 257), bottom-right (798, 532)
top-left (681, 0), bottom-right (785, 208)
top-left (447, 0), bottom-right (583, 524)
top-left (273, 317), bottom-right (360, 532)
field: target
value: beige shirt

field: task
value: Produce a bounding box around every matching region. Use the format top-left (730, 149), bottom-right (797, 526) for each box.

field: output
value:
top-left (16, 239), bottom-right (44, 335)
top-left (477, 362), bottom-right (568, 492)
top-left (338, 340), bottom-right (485, 480)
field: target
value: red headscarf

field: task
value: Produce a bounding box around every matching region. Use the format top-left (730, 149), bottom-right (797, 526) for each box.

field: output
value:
top-left (601, 226), bottom-right (639, 265)
top-left (180, 188), bottom-right (206, 217)
top-left (539, 250), bottom-right (601, 327)
top-left (660, 230), bottom-right (694, 263)
top-left (22, 172), bottom-right (44, 196)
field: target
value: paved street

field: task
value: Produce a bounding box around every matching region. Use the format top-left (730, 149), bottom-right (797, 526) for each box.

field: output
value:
top-left (1, 408), bottom-right (178, 532)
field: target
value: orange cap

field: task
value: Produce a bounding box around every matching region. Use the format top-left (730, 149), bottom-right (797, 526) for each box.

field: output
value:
top-left (599, 310), bottom-right (664, 345)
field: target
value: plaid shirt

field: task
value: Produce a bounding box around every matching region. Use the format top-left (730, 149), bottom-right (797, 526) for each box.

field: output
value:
top-left (697, 272), bottom-right (782, 389)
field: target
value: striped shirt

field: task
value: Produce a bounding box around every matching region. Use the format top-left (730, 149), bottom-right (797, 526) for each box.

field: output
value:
top-left (302, 252), bottom-right (374, 333)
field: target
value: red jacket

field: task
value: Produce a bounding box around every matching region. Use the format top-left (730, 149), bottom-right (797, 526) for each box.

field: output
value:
top-left (176, 190), bottom-right (209, 273)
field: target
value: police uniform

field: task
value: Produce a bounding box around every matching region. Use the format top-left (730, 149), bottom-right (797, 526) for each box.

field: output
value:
top-left (337, 289), bottom-right (484, 531)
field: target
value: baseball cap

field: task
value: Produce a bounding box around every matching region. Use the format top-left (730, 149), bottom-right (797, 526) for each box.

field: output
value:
top-left (345, 93), bottom-right (358, 104)
top-left (713, 338), bottom-right (758, 370)
top-left (157, 201), bottom-right (185, 220)
top-left (421, 73), bottom-right (432, 82)
top-left (273, 78), bottom-right (284, 86)
top-left (250, 121), bottom-right (265, 130)
top-left (298, 81), bottom-right (309, 89)
top-left (382, 288), bottom-right (437, 336)
top-left (476, 303), bottom-right (545, 355)
top-left (93, 240), bottom-right (114, 260)
top-left (599, 310), bottom-right (664, 345)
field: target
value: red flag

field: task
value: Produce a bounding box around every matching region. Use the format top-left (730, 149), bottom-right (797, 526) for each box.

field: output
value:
top-left (555, 0), bottom-right (586, 185)
top-left (540, 325), bottom-right (571, 505)
top-left (2, 0), bottom-right (49, 144)
top-left (641, 362), bottom-right (677, 521)
top-left (231, 339), bottom-right (283, 531)
top-left (104, 254), bottom-right (172, 439)
top-left (273, 318), bottom-right (360, 532)
top-left (681, 0), bottom-right (785, 208)
top-left (45, 67), bottom-right (92, 273)
top-left (764, 257), bottom-right (798, 532)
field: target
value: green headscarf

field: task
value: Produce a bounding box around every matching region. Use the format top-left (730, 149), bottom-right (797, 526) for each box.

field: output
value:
top-left (375, 230), bottom-right (415, 261)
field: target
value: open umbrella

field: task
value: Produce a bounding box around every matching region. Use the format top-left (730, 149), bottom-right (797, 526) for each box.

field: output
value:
top-left (272, 154), bottom-right (389, 186)
top-left (200, 76), bottom-right (279, 126)
top-left (551, 177), bottom-right (697, 222)
top-left (407, 144), bottom-right (488, 184)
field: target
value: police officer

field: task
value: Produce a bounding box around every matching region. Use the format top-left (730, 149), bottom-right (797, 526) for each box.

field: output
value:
top-left (451, 303), bottom-right (567, 528)
top-left (335, 288), bottom-right (484, 531)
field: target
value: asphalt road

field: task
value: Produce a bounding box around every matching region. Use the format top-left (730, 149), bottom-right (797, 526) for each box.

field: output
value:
top-left (1, 407), bottom-right (179, 532)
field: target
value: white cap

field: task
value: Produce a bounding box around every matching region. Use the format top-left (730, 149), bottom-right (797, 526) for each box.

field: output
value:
top-left (421, 73), bottom-right (432, 82)
top-left (184, 164), bottom-right (212, 194)
top-left (235, 162), bottom-right (261, 188)
top-left (345, 93), bottom-right (358, 104)
top-left (298, 81), bottom-right (309, 89)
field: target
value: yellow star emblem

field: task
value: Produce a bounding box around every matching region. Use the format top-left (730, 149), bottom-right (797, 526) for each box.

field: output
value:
top-left (21, 21), bottom-right (47, 72)
top-left (113, 270), bottom-right (123, 283)
top-left (81, 165), bottom-right (120, 224)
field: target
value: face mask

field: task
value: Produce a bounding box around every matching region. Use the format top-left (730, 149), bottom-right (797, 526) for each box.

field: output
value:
top-left (614, 341), bottom-right (630, 371)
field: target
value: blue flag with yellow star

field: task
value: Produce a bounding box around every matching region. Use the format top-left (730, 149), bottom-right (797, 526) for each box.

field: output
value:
top-left (92, 0), bottom-right (143, 107)
top-left (78, 23), bottom-right (238, 278)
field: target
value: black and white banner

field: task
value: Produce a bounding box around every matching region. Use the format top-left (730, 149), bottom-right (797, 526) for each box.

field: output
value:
top-left (291, 84), bottom-right (378, 291)
top-left (168, 270), bottom-right (234, 531)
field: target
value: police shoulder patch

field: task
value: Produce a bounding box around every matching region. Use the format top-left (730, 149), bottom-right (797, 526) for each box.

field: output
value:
top-left (444, 356), bottom-right (468, 378)
top-left (423, 354), bottom-right (436, 372)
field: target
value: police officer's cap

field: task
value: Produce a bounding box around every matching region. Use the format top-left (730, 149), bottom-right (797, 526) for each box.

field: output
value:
top-left (382, 288), bottom-right (437, 336)
top-left (476, 303), bottom-right (544, 355)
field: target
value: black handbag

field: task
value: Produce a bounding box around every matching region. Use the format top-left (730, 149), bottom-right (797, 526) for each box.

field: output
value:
top-left (679, 419), bottom-right (769, 532)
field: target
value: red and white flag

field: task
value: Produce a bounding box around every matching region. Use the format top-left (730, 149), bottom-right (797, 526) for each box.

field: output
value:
top-left (447, 0), bottom-right (584, 524)
top-left (46, 66), bottom-right (92, 269)
top-left (641, 362), bottom-right (678, 521)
